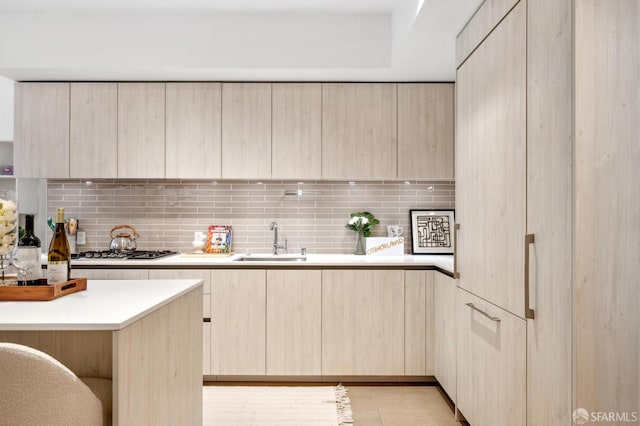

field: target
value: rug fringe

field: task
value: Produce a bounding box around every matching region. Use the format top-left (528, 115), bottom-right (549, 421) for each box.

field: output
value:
top-left (335, 383), bottom-right (354, 425)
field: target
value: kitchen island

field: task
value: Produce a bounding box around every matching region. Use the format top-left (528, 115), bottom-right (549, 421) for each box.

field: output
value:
top-left (0, 279), bottom-right (203, 425)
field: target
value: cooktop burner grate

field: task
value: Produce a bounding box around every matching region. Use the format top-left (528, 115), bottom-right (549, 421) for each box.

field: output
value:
top-left (75, 250), bottom-right (177, 260)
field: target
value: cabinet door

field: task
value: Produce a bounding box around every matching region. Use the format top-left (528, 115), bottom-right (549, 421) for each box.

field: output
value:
top-left (456, 288), bottom-right (526, 426)
top-left (456, 1), bottom-right (526, 315)
top-left (404, 270), bottom-right (434, 376)
top-left (210, 269), bottom-right (266, 375)
top-left (166, 83), bottom-right (222, 179)
top-left (70, 83), bottom-right (118, 178)
top-left (266, 270), bottom-right (321, 375)
top-left (221, 83), bottom-right (271, 178)
top-left (271, 83), bottom-right (322, 179)
top-left (322, 270), bottom-right (404, 375)
top-left (117, 83), bottom-right (165, 178)
top-left (149, 269), bottom-right (212, 375)
top-left (398, 83), bottom-right (454, 179)
top-left (72, 269), bottom-right (149, 280)
top-left (322, 83), bottom-right (397, 179)
top-left (434, 272), bottom-right (456, 402)
top-left (14, 83), bottom-right (70, 178)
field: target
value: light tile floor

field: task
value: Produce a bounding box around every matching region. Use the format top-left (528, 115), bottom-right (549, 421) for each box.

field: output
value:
top-left (346, 385), bottom-right (460, 426)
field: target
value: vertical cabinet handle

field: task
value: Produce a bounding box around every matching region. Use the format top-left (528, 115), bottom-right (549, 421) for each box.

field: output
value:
top-left (524, 234), bottom-right (535, 319)
top-left (453, 223), bottom-right (460, 278)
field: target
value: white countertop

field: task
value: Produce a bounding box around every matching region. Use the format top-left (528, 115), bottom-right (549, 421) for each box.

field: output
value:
top-left (70, 253), bottom-right (454, 273)
top-left (0, 279), bottom-right (203, 331)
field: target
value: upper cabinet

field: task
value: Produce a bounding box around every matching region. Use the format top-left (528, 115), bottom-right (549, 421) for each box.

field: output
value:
top-left (70, 83), bottom-right (118, 178)
top-left (117, 83), bottom-right (165, 179)
top-left (271, 83), bottom-right (322, 179)
top-left (14, 81), bottom-right (453, 180)
top-left (14, 83), bottom-right (70, 178)
top-left (322, 83), bottom-right (397, 180)
top-left (398, 84), bottom-right (454, 180)
top-left (221, 83), bottom-right (271, 179)
top-left (166, 83), bottom-right (222, 179)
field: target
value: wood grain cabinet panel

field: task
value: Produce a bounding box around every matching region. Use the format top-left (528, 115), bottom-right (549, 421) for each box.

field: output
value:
top-left (221, 83), bottom-right (271, 179)
top-left (271, 83), bottom-right (322, 179)
top-left (456, 288), bottom-right (526, 426)
top-left (404, 270), bottom-right (434, 376)
top-left (322, 83), bottom-right (397, 180)
top-left (71, 269), bottom-right (149, 280)
top-left (321, 270), bottom-right (404, 375)
top-left (14, 83), bottom-right (70, 178)
top-left (69, 83), bottom-right (118, 178)
top-left (117, 83), bottom-right (165, 178)
top-left (456, 1), bottom-right (526, 316)
top-left (210, 269), bottom-right (266, 375)
top-left (434, 272), bottom-right (456, 402)
top-left (398, 84), bottom-right (454, 179)
top-left (149, 269), bottom-right (213, 375)
top-left (166, 83), bottom-right (222, 178)
top-left (266, 270), bottom-right (321, 375)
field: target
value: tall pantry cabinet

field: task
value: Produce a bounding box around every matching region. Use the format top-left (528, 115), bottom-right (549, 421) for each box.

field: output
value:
top-left (457, 0), bottom-right (639, 425)
top-left (455, 0), bottom-right (572, 425)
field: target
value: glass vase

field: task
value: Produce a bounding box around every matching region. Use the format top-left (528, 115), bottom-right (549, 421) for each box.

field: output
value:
top-left (0, 190), bottom-right (18, 285)
top-left (354, 231), bottom-right (366, 255)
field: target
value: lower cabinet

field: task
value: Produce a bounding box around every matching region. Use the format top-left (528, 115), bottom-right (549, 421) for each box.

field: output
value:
top-left (456, 288), bottom-right (526, 426)
top-left (210, 269), bottom-right (266, 375)
top-left (72, 268), bottom-right (149, 280)
top-left (434, 272), bottom-right (456, 402)
top-left (404, 270), bottom-right (435, 376)
top-left (322, 270), bottom-right (405, 375)
top-left (148, 269), bottom-right (212, 375)
top-left (266, 270), bottom-right (321, 375)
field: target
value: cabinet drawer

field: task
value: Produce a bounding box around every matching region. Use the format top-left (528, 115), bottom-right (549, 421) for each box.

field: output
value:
top-left (456, 288), bottom-right (526, 426)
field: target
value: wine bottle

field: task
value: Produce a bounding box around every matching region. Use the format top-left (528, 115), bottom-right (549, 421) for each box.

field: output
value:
top-left (47, 208), bottom-right (71, 284)
top-left (18, 214), bottom-right (42, 286)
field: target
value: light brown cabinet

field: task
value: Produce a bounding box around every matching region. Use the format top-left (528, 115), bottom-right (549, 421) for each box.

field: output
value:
top-left (210, 269), bottom-right (266, 375)
top-left (456, 0), bottom-right (526, 316)
top-left (321, 269), bottom-right (404, 375)
top-left (397, 84), bottom-right (454, 180)
top-left (456, 288), bottom-right (526, 425)
top-left (69, 83), bottom-right (118, 178)
top-left (434, 272), bottom-right (456, 403)
top-left (266, 270), bottom-right (321, 375)
top-left (14, 83), bottom-right (70, 178)
top-left (271, 83), bottom-right (322, 179)
top-left (322, 83), bottom-right (397, 180)
top-left (221, 83), bottom-right (271, 179)
top-left (148, 269), bottom-right (213, 375)
top-left (117, 83), bottom-right (166, 178)
top-left (165, 83), bottom-right (222, 179)
top-left (404, 270), bottom-right (434, 376)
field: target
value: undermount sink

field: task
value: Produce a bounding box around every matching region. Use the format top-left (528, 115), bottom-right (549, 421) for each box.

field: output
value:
top-left (234, 254), bottom-right (307, 262)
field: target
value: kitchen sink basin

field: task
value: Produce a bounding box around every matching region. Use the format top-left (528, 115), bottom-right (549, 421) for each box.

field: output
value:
top-left (234, 254), bottom-right (307, 262)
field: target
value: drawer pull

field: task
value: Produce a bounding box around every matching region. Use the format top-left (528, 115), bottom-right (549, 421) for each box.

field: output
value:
top-left (453, 223), bottom-right (460, 278)
top-left (203, 318), bottom-right (211, 323)
top-left (466, 302), bottom-right (500, 322)
top-left (524, 233), bottom-right (535, 319)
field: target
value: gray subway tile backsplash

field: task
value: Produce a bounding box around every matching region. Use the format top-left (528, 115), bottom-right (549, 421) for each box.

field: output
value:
top-left (47, 180), bottom-right (455, 254)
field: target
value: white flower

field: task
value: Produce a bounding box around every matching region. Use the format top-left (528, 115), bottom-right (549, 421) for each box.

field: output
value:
top-left (360, 217), bottom-right (369, 225)
top-left (349, 217), bottom-right (359, 225)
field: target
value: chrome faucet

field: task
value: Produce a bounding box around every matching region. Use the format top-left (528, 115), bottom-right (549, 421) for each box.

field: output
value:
top-left (270, 222), bottom-right (287, 255)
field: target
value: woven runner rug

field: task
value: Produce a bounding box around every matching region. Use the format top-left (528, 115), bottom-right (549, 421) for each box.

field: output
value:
top-left (203, 384), bottom-right (353, 426)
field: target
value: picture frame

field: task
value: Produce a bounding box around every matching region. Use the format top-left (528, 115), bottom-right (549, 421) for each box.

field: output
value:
top-left (409, 209), bottom-right (455, 255)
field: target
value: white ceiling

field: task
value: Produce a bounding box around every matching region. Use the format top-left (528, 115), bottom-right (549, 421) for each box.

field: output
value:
top-left (0, 0), bottom-right (482, 82)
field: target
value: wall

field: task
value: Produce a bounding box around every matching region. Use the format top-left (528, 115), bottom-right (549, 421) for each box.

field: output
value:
top-left (47, 179), bottom-right (455, 254)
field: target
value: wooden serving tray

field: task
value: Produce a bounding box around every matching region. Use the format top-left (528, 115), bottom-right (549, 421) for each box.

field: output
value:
top-left (181, 252), bottom-right (235, 258)
top-left (0, 278), bottom-right (87, 301)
